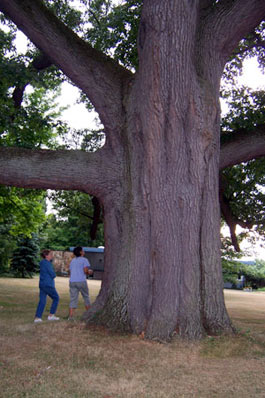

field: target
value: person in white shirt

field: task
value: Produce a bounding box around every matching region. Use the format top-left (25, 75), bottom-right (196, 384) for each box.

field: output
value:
top-left (68, 246), bottom-right (93, 320)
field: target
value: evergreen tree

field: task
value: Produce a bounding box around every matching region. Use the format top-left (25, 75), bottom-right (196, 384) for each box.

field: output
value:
top-left (0, 223), bottom-right (17, 274)
top-left (10, 234), bottom-right (40, 278)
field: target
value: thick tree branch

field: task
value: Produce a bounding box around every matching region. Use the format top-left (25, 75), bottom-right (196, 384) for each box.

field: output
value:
top-left (219, 189), bottom-right (253, 252)
top-left (220, 124), bottom-right (265, 170)
top-left (198, 0), bottom-right (265, 71)
top-left (216, 0), bottom-right (265, 59)
top-left (0, 0), bottom-right (133, 134)
top-left (0, 147), bottom-right (120, 197)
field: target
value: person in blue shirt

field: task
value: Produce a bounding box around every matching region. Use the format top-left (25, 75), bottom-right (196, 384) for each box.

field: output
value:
top-left (68, 246), bottom-right (93, 320)
top-left (34, 249), bottom-right (60, 323)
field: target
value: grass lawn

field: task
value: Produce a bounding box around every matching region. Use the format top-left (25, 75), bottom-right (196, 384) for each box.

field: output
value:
top-left (1, 277), bottom-right (265, 398)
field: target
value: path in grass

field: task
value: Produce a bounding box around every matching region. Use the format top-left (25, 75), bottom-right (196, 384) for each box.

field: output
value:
top-left (0, 277), bottom-right (265, 398)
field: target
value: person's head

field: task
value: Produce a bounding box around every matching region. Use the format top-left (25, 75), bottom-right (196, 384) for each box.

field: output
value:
top-left (41, 249), bottom-right (53, 261)
top-left (73, 246), bottom-right (83, 257)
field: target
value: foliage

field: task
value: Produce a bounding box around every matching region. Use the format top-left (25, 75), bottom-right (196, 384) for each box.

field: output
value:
top-left (83, 0), bottom-right (142, 69)
top-left (0, 186), bottom-right (46, 236)
top-left (60, 125), bottom-right (105, 151)
top-left (10, 234), bottom-right (40, 278)
top-left (222, 258), bottom-right (265, 289)
top-left (1, 87), bottom-right (64, 149)
top-left (221, 87), bottom-right (265, 133)
top-left (223, 21), bottom-right (265, 83)
top-left (44, 0), bottom-right (83, 31)
top-left (220, 87), bottom-right (265, 250)
top-left (41, 191), bottom-right (104, 250)
top-left (241, 259), bottom-right (265, 289)
top-left (0, 17), bottom-right (70, 269)
top-left (0, 186), bottom-right (45, 273)
top-left (0, 21), bottom-right (65, 149)
top-left (222, 258), bottom-right (241, 285)
top-left (0, 223), bottom-right (17, 274)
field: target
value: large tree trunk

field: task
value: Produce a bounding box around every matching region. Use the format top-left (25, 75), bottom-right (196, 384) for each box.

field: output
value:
top-left (83, 1), bottom-right (233, 340)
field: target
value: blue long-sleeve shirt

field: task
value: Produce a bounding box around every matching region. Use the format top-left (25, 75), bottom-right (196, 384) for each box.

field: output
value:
top-left (39, 259), bottom-right (56, 288)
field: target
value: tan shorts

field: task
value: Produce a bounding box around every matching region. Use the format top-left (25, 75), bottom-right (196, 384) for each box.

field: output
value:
top-left (69, 281), bottom-right (90, 308)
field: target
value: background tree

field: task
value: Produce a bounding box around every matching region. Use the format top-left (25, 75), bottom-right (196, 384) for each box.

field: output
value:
top-left (220, 87), bottom-right (265, 252)
top-left (242, 259), bottom-right (265, 288)
top-left (10, 234), bottom-right (40, 278)
top-left (222, 258), bottom-right (265, 289)
top-left (41, 191), bottom-right (104, 250)
top-left (0, 223), bottom-right (17, 274)
top-left (0, 18), bottom-right (65, 270)
top-left (0, 14), bottom-right (105, 256)
top-left (0, 186), bottom-right (46, 273)
top-left (0, 0), bottom-right (264, 340)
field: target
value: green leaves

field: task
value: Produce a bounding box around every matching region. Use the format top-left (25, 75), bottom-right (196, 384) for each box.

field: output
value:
top-left (0, 186), bottom-right (46, 237)
top-left (221, 87), bottom-right (265, 133)
top-left (220, 85), bottom-right (265, 253)
top-left (223, 21), bottom-right (265, 83)
top-left (0, 186), bottom-right (45, 272)
top-left (84, 0), bottom-right (142, 69)
top-left (41, 190), bottom-right (104, 250)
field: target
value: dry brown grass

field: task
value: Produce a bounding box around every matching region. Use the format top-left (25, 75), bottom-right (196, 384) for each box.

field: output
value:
top-left (1, 278), bottom-right (265, 397)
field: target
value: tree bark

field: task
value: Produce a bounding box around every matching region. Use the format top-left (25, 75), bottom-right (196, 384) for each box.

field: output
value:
top-left (1, 0), bottom-right (265, 340)
top-left (85, 0), bottom-right (235, 340)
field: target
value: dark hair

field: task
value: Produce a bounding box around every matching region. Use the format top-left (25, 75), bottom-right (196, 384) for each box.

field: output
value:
top-left (41, 249), bottom-right (51, 259)
top-left (73, 246), bottom-right (83, 257)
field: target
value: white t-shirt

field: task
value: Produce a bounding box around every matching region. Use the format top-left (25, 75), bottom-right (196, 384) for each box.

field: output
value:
top-left (69, 256), bottom-right (90, 282)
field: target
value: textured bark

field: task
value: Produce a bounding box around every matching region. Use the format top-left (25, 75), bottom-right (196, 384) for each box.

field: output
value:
top-left (0, 147), bottom-right (120, 195)
top-left (1, 0), bottom-right (265, 340)
top-left (90, 197), bottom-right (102, 241)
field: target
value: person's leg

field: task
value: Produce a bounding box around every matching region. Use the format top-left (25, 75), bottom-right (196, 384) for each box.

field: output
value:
top-left (79, 281), bottom-right (91, 310)
top-left (69, 282), bottom-right (79, 318)
top-left (35, 288), bottom-right (47, 319)
top-left (46, 286), bottom-right (60, 316)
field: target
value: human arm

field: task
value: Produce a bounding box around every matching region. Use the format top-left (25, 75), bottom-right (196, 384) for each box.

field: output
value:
top-left (83, 258), bottom-right (93, 276)
top-left (46, 260), bottom-right (56, 279)
top-left (84, 267), bottom-right (94, 276)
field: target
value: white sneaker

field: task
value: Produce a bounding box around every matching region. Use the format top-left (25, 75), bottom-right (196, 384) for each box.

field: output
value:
top-left (34, 318), bottom-right (42, 323)
top-left (47, 314), bottom-right (60, 321)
